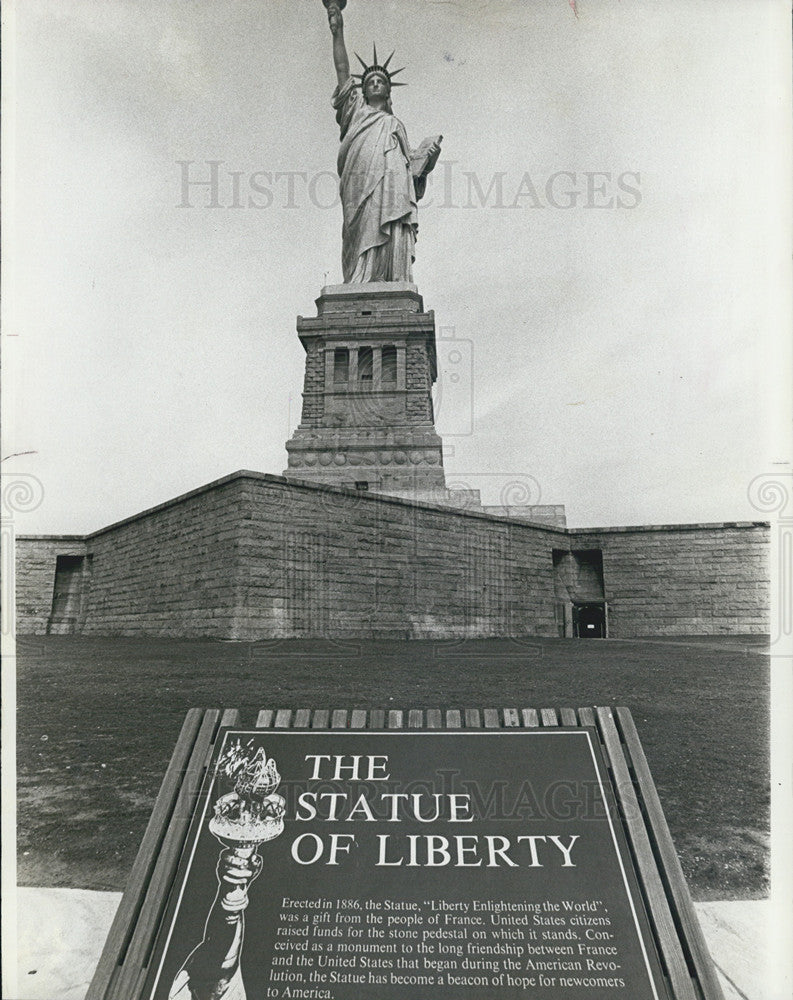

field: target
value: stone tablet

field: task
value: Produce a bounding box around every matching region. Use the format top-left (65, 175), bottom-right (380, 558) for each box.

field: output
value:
top-left (144, 730), bottom-right (670, 1000)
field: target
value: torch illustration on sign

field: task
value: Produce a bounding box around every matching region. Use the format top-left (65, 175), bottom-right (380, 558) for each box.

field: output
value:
top-left (169, 741), bottom-right (286, 1000)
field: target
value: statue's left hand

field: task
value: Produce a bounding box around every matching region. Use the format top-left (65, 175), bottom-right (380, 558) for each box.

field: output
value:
top-left (426, 138), bottom-right (443, 170)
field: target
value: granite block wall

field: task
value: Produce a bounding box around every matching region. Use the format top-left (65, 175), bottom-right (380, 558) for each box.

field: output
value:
top-left (15, 472), bottom-right (770, 638)
top-left (231, 475), bottom-right (560, 638)
top-left (78, 477), bottom-right (252, 638)
top-left (575, 523), bottom-right (770, 636)
top-left (405, 342), bottom-right (432, 421)
top-left (300, 342), bottom-right (325, 425)
top-left (15, 536), bottom-right (87, 634)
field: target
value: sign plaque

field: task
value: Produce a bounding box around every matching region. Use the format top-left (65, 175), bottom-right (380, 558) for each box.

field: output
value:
top-left (145, 729), bottom-right (670, 999)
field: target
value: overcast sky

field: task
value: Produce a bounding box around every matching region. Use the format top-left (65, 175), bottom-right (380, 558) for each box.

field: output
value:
top-left (3, 0), bottom-right (791, 532)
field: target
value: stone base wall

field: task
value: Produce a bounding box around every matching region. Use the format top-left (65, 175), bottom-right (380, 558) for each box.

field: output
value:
top-left (232, 476), bottom-right (559, 639)
top-left (79, 477), bottom-right (249, 638)
top-left (15, 536), bottom-right (88, 634)
top-left (574, 524), bottom-right (770, 636)
top-left (285, 283), bottom-right (445, 495)
top-left (16, 478), bottom-right (249, 639)
top-left (15, 472), bottom-right (770, 638)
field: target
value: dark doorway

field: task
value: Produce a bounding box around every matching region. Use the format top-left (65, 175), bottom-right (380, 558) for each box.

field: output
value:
top-left (573, 602), bottom-right (607, 638)
top-left (48, 555), bottom-right (85, 634)
top-left (553, 549), bottom-right (607, 638)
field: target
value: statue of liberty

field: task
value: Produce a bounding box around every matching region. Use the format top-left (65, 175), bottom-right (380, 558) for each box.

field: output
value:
top-left (325, 0), bottom-right (442, 283)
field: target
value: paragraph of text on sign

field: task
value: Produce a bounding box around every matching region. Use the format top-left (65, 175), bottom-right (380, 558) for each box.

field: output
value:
top-left (267, 895), bottom-right (625, 997)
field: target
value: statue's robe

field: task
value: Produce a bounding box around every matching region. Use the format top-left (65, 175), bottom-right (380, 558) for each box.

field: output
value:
top-left (332, 77), bottom-right (428, 283)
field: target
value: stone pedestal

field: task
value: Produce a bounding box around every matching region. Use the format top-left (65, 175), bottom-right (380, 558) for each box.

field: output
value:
top-left (284, 283), bottom-right (448, 495)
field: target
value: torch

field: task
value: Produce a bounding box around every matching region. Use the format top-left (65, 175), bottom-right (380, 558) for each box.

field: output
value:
top-left (170, 745), bottom-right (285, 1000)
top-left (323, 0), bottom-right (347, 25)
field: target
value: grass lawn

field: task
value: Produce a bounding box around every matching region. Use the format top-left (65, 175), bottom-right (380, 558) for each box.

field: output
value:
top-left (16, 634), bottom-right (769, 900)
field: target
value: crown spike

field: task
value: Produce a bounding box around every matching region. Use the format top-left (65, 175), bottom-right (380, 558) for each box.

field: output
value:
top-left (390, 81), bottom-right (407, 87)
top-left (355, 44), bottom-right (409, 93)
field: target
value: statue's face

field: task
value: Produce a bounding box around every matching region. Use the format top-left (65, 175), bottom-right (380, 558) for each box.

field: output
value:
top-left (364, 73), bottom-right (390, 103)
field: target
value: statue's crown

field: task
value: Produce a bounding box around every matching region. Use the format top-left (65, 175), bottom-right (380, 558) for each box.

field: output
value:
top-left (353, 43), bottom-right (407, 91)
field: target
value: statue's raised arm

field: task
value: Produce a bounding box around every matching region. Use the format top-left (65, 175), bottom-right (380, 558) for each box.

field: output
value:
top-left (325, 1), bottom-right (350, 87)
top-left (323, 0), bottom-right (443, 284)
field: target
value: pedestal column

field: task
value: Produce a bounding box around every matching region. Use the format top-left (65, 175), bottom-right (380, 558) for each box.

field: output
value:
top-left (284, 282), bottom-right (447, 495)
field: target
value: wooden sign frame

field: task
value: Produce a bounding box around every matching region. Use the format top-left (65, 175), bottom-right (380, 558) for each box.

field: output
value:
top-left (87, 706), bottom-right (725, 1000)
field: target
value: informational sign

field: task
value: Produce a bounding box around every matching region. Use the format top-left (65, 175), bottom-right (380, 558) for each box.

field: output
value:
top-left (144, 730), bottom-right (670, 1000)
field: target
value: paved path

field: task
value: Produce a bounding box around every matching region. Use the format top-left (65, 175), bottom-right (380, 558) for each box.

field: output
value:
top-left (7, 888), bottom-right (778, 1000)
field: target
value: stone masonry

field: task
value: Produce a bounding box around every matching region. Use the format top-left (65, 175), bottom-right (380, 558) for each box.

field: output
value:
top-left (571, 524), bottom-right (771, 635)
top-left (283, 283), bottom-right (447, 496)
top-left (15, 536), bottom-right (89, 634)
top-left (16, 472), bottom-right (770, 639)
